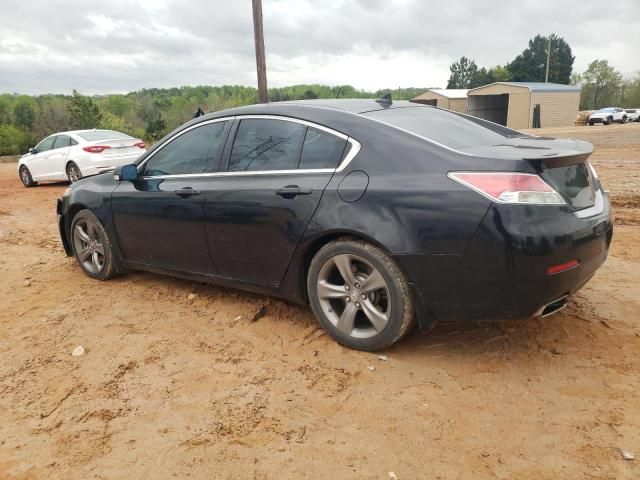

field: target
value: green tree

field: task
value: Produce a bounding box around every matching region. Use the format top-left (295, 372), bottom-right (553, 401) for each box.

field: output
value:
top-left (0, 124), bottom-right (34, 155)
top-left (577, 60), bottom-right (623, 110)
top-left (99, 111), bottom-right (129, 133)
top-left (488, 65), bottom-right (512, 82)
top-left (145, 115), bottom-right (167, 141)
top-left (508, 34), bottom-right (574, 84)
top-left (447, 56), bottom-right (479, 88)
top-left (0, 96), bottom-right (13, 125)
top-left (13, 96), bottom-right (37, 130)
top-left (68, 90), bottom-right (102, 129)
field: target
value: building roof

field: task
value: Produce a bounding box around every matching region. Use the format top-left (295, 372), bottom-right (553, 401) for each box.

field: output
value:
top-left (413, 88), bottom-right (469, 100)
top-left (470, 82), bottom-right (581, 93)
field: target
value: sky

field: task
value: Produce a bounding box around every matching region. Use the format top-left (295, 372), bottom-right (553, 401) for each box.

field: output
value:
top-left (0, 0), bottom-right (638, 95)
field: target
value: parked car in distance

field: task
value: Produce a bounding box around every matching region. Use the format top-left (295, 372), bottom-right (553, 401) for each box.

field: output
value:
top-left (18, 129), bottom-right (146, 187)
top-left (624, 108), bottom-right (640, 122)
top-left (588, 107), bottom-right (627, 125)
top-left (57, 99), bottom-right (612, 351)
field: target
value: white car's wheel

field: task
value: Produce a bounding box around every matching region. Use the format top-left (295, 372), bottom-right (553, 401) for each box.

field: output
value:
top-left (19, 165), bottom-right (37, 187)
top-left (66, 162), bottom-right (82, 183)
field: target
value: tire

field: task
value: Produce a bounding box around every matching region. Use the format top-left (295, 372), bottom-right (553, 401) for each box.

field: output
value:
top-left (70, 210), bottom-right (117, 280)
top-left (307, 239), bottom-right (415, 351)
top-left (588, 121), bottom-right (594, 126)
top-left (605, 117), bottom-right (613, 125)
top-left (622, 116), bottom-right (628, 124)
top-left (66, 162), bottom-right (82, 183)
top-left (19, 165), bottom-right (37, 187)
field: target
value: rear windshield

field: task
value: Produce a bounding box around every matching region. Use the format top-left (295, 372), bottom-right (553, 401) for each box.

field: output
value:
top-left (362, 107), bottom-right (514, 150)
top-left (625, 109), bottom-right (637, 113)
top-left (76, 130), bottom-right (132, 141)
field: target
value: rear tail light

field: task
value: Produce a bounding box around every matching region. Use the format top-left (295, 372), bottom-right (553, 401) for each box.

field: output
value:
top-left (134, 141), bottom-right (146, 149)
top-left (448, 172), bottom-right (565, 205)
top-left (83, 145), bottom-right (111, 153)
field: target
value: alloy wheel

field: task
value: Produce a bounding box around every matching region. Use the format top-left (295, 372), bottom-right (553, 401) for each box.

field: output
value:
top-left (316, 253), bottom-right (391, 339)
top-left (19, 167), bottom-right (31, 186)
top-left (72, 218), bottom-right (105, 274)
top-left (68, 164), bottom-right (81, 182)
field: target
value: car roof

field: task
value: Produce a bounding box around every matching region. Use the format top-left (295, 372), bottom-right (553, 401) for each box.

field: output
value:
top-left (195, 99), bottom-right (430, 125)
top-left (42, 129), bottom-right (123, 137)
top-left (274, 98), bottom-right (420, 114)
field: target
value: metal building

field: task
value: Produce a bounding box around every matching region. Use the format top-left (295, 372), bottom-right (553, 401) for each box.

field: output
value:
top-left (411, 89), bottom-right (469, 113)
top-left (467, 82), bottom-right (581, 129)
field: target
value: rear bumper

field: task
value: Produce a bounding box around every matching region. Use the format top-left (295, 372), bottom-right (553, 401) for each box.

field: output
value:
top-left (395, 194), bottom-right (612, 324)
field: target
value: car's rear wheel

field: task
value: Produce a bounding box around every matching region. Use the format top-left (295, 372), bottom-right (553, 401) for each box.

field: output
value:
top-left (67, 162), bottom-right (82, 183)
top-left (307, 239), bottom-right (415, 351)
top-left (70, 210), bottom-right (117, 280)
top-left (19, 165), bottom-right (36, 187)
top-left (622, 116), bottom-right (628, 124)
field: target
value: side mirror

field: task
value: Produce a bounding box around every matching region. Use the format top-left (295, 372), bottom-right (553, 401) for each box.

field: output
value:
top-left (28, 147), bottom-right (36, 154)
top-left (114, 164), bottom-right (139, 181)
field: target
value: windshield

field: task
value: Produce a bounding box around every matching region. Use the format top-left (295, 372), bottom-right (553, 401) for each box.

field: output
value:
top-left (77, 130), bottom-right (133, 141)
top-left (597, 108), bottom-right (615, 113)
top-left (362, 107), bottom-right (514, 150)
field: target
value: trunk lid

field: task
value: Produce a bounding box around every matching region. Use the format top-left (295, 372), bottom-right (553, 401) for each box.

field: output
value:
top-left (87, 138), bottom-right (143, 157)
top-left (460, 136), bottom-right (597, 211)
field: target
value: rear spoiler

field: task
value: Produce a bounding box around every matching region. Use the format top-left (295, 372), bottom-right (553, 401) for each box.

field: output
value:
top-left (525, 151), bottom-right (592, 169)
top-left (524, 139), bottom-right (593, 169)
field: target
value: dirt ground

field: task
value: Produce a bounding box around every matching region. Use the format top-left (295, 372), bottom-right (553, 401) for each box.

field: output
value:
top-left (1, 123), bottom-right (639, 480)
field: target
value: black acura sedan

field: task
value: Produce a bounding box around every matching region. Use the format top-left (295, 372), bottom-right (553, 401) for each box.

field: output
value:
top-left (57, 98), bottom-right (612, 351)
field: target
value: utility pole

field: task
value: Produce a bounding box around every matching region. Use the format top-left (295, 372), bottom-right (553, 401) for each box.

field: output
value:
top-left (252, 0), bottom-right (268, 103)
top-left (545, 36), bottom-right (551, 83)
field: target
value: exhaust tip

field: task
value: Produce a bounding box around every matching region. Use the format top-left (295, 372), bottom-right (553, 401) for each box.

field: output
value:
top-left (540, 295), bottom-right (568, 318)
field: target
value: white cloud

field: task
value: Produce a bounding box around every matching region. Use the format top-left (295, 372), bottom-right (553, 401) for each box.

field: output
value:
top-left (0, 0), bottom-right (638, 94)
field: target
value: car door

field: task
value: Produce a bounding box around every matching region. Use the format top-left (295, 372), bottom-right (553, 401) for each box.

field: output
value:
top-left (111, 119), bottom-right (231, 274)
top-left (203, 116), bottom-right (349, 286)
top-left (27, 136), bottom-right (57, 180)
top-left (48, 135), bottom-right (73, 179)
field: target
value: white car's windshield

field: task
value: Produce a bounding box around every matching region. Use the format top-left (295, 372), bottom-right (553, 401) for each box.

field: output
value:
top-left (597, 108), bottom-right (615, 113)
top-left (77, 130), bottom-right (133, 141)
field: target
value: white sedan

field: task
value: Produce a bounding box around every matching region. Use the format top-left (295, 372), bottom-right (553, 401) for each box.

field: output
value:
top-left (18, 129), bottom-right (146, 187)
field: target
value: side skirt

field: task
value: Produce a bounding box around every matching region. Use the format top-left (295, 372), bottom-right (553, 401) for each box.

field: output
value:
top-left (121, 260), bottom-right (305, 305)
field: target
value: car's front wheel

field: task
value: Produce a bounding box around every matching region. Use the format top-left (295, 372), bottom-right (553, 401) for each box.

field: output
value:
top-left (70, 210), bottom-right (117, 280)
top-left (307, 239), bottom-right (415, 351)
top-left (605, 116), bottom-right (613, 125)
top-left (19, 165), bottom-right (37, 187)
top-left (66, 162), bottom-right (82, 183)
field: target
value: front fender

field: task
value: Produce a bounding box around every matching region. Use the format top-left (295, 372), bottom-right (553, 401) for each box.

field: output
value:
top-left (57, 173), bottom-right (123, 267)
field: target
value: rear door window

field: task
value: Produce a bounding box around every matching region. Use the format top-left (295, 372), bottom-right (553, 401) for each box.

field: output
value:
top-left (228, 119), bottom-right (306, 172)
top-left (299, 127), bottom-right (347, 169)
top-left (143, 121), bottom-right (229, 176)
top-left (54, 135), bottom-right (72, 148)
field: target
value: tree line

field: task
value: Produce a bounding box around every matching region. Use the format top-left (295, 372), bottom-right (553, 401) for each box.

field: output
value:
top-left (0, 85), bottom-right (424, 156)
top-left (446, 34), bottom-right (640, 111)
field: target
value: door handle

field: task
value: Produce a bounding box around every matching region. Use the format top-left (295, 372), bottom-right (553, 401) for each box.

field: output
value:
top-left (275, 185), bottom-right (313, 199)
top-left (174, 187), bottom-right (202, 197)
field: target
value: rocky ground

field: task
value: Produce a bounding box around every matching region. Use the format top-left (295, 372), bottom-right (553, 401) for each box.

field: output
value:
top-left (0, 123), bottom-right (638, 479)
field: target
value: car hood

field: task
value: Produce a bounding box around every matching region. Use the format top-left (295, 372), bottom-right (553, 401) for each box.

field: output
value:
top-left (589, 112), bottom-right (611, 118)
